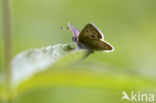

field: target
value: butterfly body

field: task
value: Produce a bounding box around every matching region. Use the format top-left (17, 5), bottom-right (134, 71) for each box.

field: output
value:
top-left (69, 23), bottom-right (114, 52)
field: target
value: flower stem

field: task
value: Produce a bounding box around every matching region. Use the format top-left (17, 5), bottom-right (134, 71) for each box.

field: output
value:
top-left (2, 0), bottom-right (13, 102)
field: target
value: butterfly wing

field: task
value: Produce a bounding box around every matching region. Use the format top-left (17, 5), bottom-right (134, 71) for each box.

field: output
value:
top-left (81, 39), bottom-right (114, 51)
top-left (78, 23), bottom-right (113, 51)
top-left (78, 23), bottom-right (104, 41)
top-left (68, 23), bottom-right (80, 37)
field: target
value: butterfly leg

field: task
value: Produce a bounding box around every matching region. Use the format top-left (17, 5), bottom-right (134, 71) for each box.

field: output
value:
top-left (73, 49), bottom-right (94, 64)
top-left (88, 49), bottom-right (94, 54)
top-left (79, 49), bottom-right (94, 62)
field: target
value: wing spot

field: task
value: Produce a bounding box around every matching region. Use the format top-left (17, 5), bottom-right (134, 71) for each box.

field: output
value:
top-left (91, 35), bottom-right (95, 38)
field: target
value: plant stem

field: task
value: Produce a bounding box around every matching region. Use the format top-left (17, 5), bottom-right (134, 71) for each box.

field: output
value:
top-left (2, 0), bottom-right (13, 102)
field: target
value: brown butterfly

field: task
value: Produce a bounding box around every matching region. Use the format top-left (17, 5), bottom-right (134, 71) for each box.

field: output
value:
top-left (68, 23), bottom-right (114, 53)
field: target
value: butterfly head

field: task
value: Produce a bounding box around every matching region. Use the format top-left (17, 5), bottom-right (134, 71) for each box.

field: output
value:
top-left (72, 36), bottom-right (77, 42)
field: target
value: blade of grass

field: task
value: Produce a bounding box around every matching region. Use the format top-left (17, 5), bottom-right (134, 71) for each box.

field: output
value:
top-left (2, 0), bottom-right (13, 102)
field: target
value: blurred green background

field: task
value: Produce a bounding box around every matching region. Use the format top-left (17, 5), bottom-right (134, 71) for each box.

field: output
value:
top-left (0, 0), bottom-right (156, 103)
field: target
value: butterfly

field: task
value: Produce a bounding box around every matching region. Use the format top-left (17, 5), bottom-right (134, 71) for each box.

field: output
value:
top-left (68, 23), bottom-right (114, 53)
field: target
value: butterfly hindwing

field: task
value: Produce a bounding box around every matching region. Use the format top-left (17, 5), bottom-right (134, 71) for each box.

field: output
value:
top-left (80, 39), bottom-right (113, 51)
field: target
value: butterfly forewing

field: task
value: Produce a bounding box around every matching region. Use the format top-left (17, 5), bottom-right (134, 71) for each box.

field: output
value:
top-left (68, 23), bottom-right (80, 37)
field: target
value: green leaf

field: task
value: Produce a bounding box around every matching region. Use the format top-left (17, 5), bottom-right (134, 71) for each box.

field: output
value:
top-left (7, 43), bottom-right (156, 101)
top-left (15, 49), bottom-right (156, 96)
top-left (16, 63), bottom-right (156, 97)
top-left (11, 44), bottom-right (76, 86)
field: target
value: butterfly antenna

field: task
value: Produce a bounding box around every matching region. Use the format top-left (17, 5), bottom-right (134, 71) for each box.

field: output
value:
top-left (60, 26), bottom-right (70, 32)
